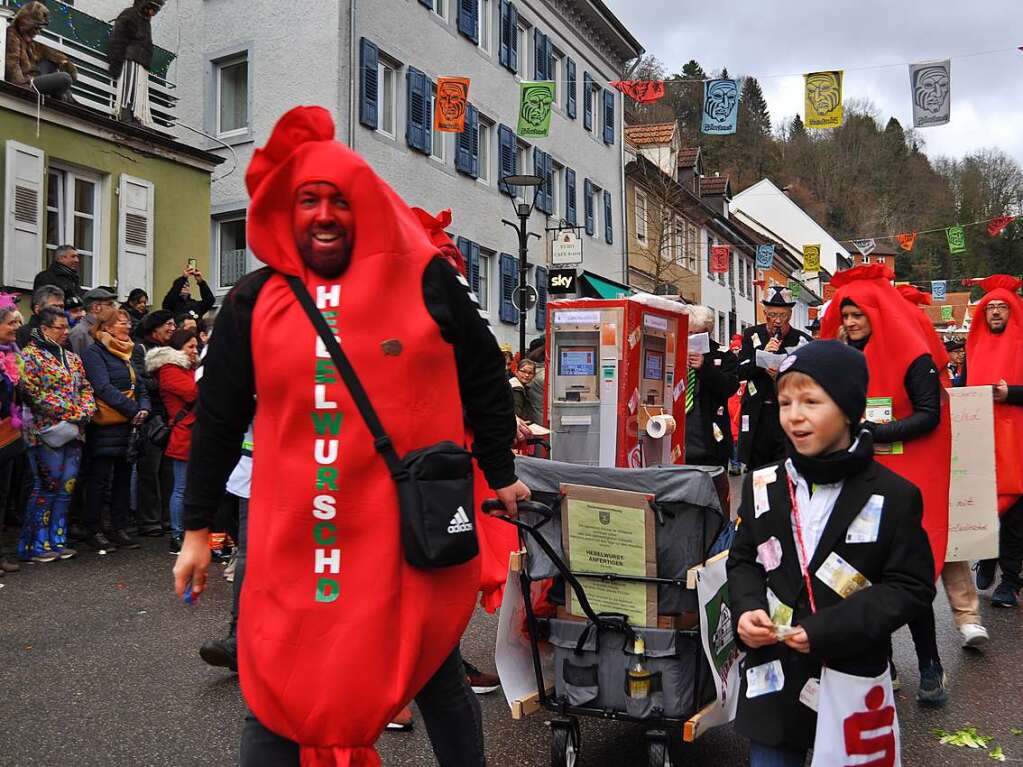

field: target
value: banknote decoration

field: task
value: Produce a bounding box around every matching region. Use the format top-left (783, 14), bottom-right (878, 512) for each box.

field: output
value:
top-left (701, 79), bottom-right (739, 135)
top-left (909, 60), bottom-right (951, 128)
top-left (804, 71), bottom-right (843, 129)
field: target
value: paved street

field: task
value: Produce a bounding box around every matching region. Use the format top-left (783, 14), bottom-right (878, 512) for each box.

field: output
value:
top-left (2, 504), bottom-right (1021, 766)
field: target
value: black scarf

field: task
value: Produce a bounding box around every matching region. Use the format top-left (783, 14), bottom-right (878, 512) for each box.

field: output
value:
top-left (785, 426), bottom-right (874, 486)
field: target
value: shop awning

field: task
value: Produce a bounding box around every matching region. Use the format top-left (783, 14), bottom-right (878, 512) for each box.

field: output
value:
top-left (579, 271), bottom-right (631, 299)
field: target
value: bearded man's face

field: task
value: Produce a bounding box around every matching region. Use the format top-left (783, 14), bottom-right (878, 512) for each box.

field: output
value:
top-left (292, 182), bottom-right (355, 278)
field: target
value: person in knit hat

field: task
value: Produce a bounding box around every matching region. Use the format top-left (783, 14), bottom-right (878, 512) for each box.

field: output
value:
top-left (965, 275), bottom-right (1023, 607)
top-left (727, 340), bottom-right (934, 766)
top-left (173, 106), bottom-right (527, 766)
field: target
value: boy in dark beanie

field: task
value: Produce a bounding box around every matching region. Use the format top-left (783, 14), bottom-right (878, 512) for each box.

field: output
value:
top-left (726, 341), bottom-right (935, 766)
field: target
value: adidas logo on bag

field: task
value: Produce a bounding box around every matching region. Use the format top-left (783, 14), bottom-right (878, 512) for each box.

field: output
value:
top-left (447, 507), bottom-right (473, 534)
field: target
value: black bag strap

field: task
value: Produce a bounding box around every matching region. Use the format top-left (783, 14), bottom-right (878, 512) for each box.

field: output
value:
top-left (285, 275), bottom-right (406, 479)
top-left (170, 402), bottom-right (194, 427)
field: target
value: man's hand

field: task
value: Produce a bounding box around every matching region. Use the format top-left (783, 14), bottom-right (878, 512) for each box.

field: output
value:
top-left (174, 529), bottom-right (212, 599)
top-left (783, 627), bottom-right (811, 654)
top-left (491, 480), bottom-right (531, 519)
top-left (688, 352), bottom-right (704, 370)
top-left (737, 609), bottom-right (778, 648)
top-left (515, 417), bottom-right (533, 443)
top-left (764, 336), bottom-right (782, 354)
top-left (193, 270), bottom-right (205, 283)
top-left (994, 379), bottom-right (1009, 403)
top-left (132, 409), bottom-right (149, 427)
top-left (766, 367), bottom-right (779, 380)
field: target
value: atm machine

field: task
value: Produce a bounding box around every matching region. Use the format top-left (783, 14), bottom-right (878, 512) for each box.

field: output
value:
top-left (545, 297), bottom-right (688, 468)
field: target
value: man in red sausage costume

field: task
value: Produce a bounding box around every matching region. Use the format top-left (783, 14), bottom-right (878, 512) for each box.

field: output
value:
top-left (965, 275), bottom-right (1023, 607)
top-left (174, 106), bottom-right (528, 766)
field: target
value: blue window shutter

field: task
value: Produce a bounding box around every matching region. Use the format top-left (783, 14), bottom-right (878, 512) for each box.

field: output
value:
top-left (469, 106), bottom-right (480, 178)
top-left (566, 57), bottom-right (576, 119)
top-left (544, 153), bottom-right (553, 216)
top-left (406, 68), bottom-right (429, 153)
top-left (583, 72), bottom-right (593, 131)
top-left (532, 150), bottom-right (545, 212)
top-left (584, 179), bottom-right (594, 235)
top-left (499, 0), bottom-right (510, 68)
top-left (456, 236), bottom-right (473, 288)
top-left (458, 0), bottom-right (479, 43)
top-left (545, 35), bottom-right (553, 84)
top-left (498, 124), bottom-right (516, 196)
top-left (565, 168), bottom-right (577, 226)
top-left (499, 253), bottom-right (517, 324)
top-left (508, 3), bottom-right (518, 72)
top-left (359, 39), bottom-right (379, 130)
top-left (603, 89), bottom-right (615, 145)
top-left (456, 104), bottom-right (476, 175)
top-left (469, 242), bottom-right (481, 297)
top-left (418, 0), bottom-right (433, 7)
top-left (603, 190), bottom-right (613, 244)
top-left (535, 266), bottom-right (548, 330)
top-left (533, 29), bottom-right (543, 79)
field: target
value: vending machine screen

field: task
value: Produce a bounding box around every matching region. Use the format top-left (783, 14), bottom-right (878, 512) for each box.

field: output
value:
top-left (644, 350), bottom-right (664, 381)
top-left (559, 347), bottom-right (597, 377)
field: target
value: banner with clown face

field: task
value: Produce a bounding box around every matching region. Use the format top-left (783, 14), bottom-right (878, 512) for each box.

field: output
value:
top-left (702, 79), bottom-right (739, 135)
top-left (517, 81), bottom-right (556, 138)
top-left (909, 60), bottom-right (951, 128)
top-left (804, 70), bottom-right (844, 129)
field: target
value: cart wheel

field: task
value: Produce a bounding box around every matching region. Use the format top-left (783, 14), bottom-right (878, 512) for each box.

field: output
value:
top-left (646, 737), bottom-right (672, 767)
top-left (550, 720), bottom-right (579, 767)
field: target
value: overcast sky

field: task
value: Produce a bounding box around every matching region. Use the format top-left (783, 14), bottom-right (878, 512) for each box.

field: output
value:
top-left (604, 0), bottom-right (1023, 165)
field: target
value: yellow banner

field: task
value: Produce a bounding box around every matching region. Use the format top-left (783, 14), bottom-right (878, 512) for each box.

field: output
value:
top-left (803, 244), bottom-right (821, 274)
top-left (805, 71), bottom-right (843, 129)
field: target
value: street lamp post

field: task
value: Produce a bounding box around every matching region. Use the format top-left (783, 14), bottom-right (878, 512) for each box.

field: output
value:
top-left (501, 174), bottom-right (543, 361)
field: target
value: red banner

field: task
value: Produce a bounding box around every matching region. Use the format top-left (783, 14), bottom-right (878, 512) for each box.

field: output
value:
top-left (895, 232), bottom-right (918, 252)
top-left (823, 283), bottom-right (837, 300)
top-left (610, 80), bottom-right (666, 104)
top-left (434, 77), bottom-right (470, 133)
top-left (987, 216), bottom-right (1016, 237)
top-left (710, 245), bottom-right (731, 273)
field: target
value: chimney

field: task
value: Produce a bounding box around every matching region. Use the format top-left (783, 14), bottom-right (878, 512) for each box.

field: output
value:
top-left (699, 174), bottom-right (732, 217)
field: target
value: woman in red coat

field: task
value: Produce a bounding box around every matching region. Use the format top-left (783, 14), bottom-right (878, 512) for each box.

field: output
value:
top-left (145, 328), bottom-right (199, 552)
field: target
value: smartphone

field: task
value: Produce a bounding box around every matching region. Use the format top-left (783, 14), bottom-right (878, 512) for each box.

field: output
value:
top-left (187, 258), bottom-right (198, 271)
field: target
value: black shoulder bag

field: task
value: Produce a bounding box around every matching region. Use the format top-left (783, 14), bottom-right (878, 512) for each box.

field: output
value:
top-left (145, 403), bottom-right (193, 448)
top-left (286, 276), bottom-right (478, 569)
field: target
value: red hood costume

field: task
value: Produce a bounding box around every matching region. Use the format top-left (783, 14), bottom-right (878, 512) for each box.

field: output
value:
top-left (896, 284), bottom-right (952, 387)
top-left (241, 107), bottom-right (480, 766)
top-left (966, 275), bottom-right (1023, 513)
top-left (821, 265), bottom-right (950, 576)
top-left (411, 206), bottom-right (517, 612)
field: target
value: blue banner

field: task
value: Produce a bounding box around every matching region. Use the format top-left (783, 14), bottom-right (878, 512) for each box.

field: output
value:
top-left (701, 79), bottom-right (739, 135)
top-left (755, 244), bottom-right (776, 270)
top-left (932, 280), bottom-right (948, 301)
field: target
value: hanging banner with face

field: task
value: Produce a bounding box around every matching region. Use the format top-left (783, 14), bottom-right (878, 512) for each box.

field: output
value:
top-left (788, 280), bottom-right (803, 299)
top-left (895, 232), bottom-right (918, 252)
top-left (755, 244), bottom-right (776, 270)
top-left (804, 70), bottom-right (844, 129)
top-left (710, 245), bottom-right (731, 273)
top-left (909, 59), bottom-right (951, 128)
top-left (851, 239), bottom-right (877, 257)
top-left (517, 81), bottom-right (556, 138)
top-left (931, 280), bottom-right (948, 301)
top-left (610, 80), bottom-right (666, 104)
top-left (803, 244), bottom-right (821, 275)
top-left (946, 225), bottom-right (967, 254)
top-left (701, 79), bottom-right (740, 135)
top-left (941, 304), bottom-right (954, 322)
top-left (434, 77), bottom-right (471, 133)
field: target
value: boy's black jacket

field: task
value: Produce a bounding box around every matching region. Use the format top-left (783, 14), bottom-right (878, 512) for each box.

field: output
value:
top-left (726, 459), bottom-right (935, 751)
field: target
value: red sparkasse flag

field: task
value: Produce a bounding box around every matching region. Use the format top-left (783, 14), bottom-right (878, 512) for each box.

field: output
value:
top-left (610, 80), bottom-right (666, 104)
top-left (987, 216), bottom-right (1016, 237)
top-left (710, 245), bottom-right (731, 273)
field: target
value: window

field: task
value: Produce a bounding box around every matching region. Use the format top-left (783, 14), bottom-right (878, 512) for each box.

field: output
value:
top-left (673, 219), bottom-right (684, 264)
top-left (588, 183), bottom-right (600, 238)
top-left (746, 260), bottom-right (754, 297)
top-left (685, 222), bottom-right (698, 272)
top-left (738, 257), bottom-right (746, 297)
top-left (551, 51), bottom-right (563, 104)
top-left (377, 60), bottom-right (397, 138)
top-left (214, 54), bottom-right (249, 138)
top-left (477, 248), bottom-right (492, 312)
top-left (583, 72), bottom-right (595, 132)
top-left (718, 311), bottom-right (726, 345)
top-left (477, 0), bottom-right (491, 53)
top-left (635, 190), bottom-right (648, 241)
top-left (215, 214), bottom-right (248, 291)
top-left (46, 167), bottom-right (100, 288)
top-left (430, 85), bottom-right (445, 161)
top-left (430, 0), bottom-right (446, 19)
top-left (728, 251), bottom-right (735, 288)
top-left (516, 22), bottom-right (528, 77)
top-left (477, 120), bottom-right (491, 184)
top-left (551, 161), bottom-right (564, 219)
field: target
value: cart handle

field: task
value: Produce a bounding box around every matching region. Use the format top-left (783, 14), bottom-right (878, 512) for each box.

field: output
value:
top-left (482, 499), bottom-right (554, 519)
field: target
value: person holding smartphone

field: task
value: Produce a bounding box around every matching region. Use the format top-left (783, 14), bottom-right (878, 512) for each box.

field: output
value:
top-left (161, 262), bottom-right (216, 321)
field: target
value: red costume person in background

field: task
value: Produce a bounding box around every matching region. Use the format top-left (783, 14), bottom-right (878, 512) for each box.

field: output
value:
top-left (966, 275), bottom-right (1023, 514)
top-left (896, 284), bottom-right (952, 387)
top-left (821, 265), bottom-right (950, 577)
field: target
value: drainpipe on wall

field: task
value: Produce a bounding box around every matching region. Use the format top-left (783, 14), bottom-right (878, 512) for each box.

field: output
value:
top-left (348, 0), bottom-right (357, 149)
top-left (618, 89), bottom-right (628, 286)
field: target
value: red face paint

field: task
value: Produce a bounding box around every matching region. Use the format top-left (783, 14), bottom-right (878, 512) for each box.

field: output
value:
top-left (292, 181), bottom-right (355, 278)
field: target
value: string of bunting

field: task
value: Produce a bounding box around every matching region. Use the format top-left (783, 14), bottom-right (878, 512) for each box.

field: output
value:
top-left (840, 214), bottom-right (1017, 255)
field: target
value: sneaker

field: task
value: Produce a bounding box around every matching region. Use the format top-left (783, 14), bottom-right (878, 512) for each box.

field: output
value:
top-left (1, 559), bottom-right (21, 573)
top-left (224, 554), bottom-right (237, 582)
top-left (84, 533), bottom-right (116, 552)
top-left (991, 581), bottom-right (1019, 608)
top-left (959, 623), bottom-right (989, 649)
top-left (916, 662), bottom-right (949, 707)
top-left (169, 534), bottom-right (183, 555)
top-left (199, 638), bottom-right (238, 672)
top-left (385, 706), bottom-right (414, 732)
top-left (31, 551), bottom-right (60, 564)
top-left (210, 548), bottom-right (232, 565)
top-left (464, 660), bottom-right (501, 694)
top-left (974, 560), bottom-right (997, 590)
top-left (110, 530), bottom-right (141, 550)
top-left (889, 661), bottom-right (900, 692)
top-left (55, 547), bottom-right (78, 560)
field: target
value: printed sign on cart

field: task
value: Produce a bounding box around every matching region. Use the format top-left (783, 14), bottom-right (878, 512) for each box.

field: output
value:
top-left (551, 230), bottom-right (583, 266)
top-left (693, 554), bottom-right (744, 738)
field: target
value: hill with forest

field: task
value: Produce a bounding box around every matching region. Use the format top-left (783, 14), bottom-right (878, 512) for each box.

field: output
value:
top-left (625, 56), bottom-right (1023, 286)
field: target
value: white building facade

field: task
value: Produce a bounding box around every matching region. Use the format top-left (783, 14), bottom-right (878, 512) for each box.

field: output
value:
top-left (80, 0), bottom-right (642, 346)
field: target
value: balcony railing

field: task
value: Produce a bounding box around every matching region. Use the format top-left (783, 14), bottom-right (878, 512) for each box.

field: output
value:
top-left (1, 0), bottom-right (177, 129)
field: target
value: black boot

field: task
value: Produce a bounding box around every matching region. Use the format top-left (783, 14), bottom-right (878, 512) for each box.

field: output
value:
top-left (199, 637), bottom-right (238, 672)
